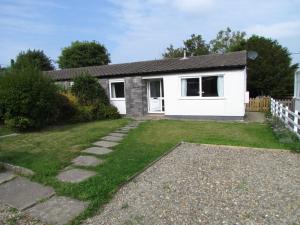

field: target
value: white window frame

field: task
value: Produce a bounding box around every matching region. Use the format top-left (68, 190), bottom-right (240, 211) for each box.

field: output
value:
top-left (295, 72), bottom-right (300, 99)
top-left (109, 79), bottom-right (125, 100)
top-left (180, 74), bottom-right (225, 100)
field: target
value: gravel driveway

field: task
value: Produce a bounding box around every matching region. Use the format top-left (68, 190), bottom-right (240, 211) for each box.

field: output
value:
top-left (84, 143), bottom-right (300, 225)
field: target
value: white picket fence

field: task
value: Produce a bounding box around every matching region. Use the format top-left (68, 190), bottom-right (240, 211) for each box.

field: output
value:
top-left (270, 98), bottom-right (300, 138)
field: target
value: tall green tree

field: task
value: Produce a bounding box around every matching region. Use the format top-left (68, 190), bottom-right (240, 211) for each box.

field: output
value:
top-left (232, 35), bottom-right (298, 97)
top-left (210, 27), bottom-right (246, 53)
top-left (163, 34), bottom-right (209, 58)
top-left (58, 41), bottom-right (110, 69)
top-left (11, 49), bottom-right (54, 71)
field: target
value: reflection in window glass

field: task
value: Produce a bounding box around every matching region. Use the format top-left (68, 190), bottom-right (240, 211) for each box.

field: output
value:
top-left (181, 78), bottom-right (199, 96)
top-left (111, 82), bottom-right (125, 98)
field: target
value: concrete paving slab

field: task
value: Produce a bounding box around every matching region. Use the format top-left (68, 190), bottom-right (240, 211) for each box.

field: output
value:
top-left (109, 132), bottom-right (126, 137)
top-left (57, 169), bottom-right (96, 183)
top-left (115, 129), bottom-right (129, 134)
top-left (120, 127), bottom-right (135, 130)
top-left (0, 171), bottom-right (16, 184)
top-left (102, 135), bottom-right (123, 142)
top-left (72, 156), bottom-right (102, 167)
top-left (82, 147), bottom-right (113, 155)
top-left (27, 196), bottom-right (87, 225)
top-left (244, 112), bottom-right (266, 123)
top-left (0, 177), bottom-right (55, 210)
top-left (93, 140), bottom-right (119, 148)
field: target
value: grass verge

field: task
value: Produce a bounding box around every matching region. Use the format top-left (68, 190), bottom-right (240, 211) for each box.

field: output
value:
top-left (0, 119), bottom-right (298, 225)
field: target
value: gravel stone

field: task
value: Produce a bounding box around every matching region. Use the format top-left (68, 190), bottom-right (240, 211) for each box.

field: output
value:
top-left (84, 143), bottom-right (300, 225)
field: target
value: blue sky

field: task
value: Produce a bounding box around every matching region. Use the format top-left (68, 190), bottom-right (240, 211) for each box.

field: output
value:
top-left (1, 0), bottom-right (300, 68)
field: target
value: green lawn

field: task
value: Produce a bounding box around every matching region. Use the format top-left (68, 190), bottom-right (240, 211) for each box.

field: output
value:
top-left (0, 126), bottom-right (14, 136)
top-left (0, 119), bottom-right (299, 225)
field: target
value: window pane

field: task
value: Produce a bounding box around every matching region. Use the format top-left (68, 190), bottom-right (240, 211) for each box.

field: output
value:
top-left (202, 76), bottom-right (222, 97)
top-left (150, 80), bottom-right (161, 98)
top-left (182, 78), bottom-right (199, 96)
top-left (111, 82), bottom-right (125, 98)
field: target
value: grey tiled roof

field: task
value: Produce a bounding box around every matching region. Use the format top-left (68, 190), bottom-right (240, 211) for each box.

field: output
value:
top-left (46, 51), bottom-right (247, 81)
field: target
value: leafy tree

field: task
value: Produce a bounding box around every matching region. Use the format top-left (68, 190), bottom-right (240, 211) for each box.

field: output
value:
top-left (210, 27), bottom-right (246, 53)
top-left (11, 49), bottom-right (54, 71)
top-left (163, 45), bottom-right (185, 58)
top-left (232, 35), bottom-right (298, 97)
top-left (58, 41), bottom-right (110, 69)
top-left (163, 34), bottom-right (209, 58)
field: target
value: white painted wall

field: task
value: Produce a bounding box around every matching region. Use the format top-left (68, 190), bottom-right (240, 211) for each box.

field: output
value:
top-left (110, 99), bottom-right (126, 114)
top-left (109, 79), bottom-right (126, 115)
top-left (161, 69), bottom-right (247, 117)
top-left (294, 71), bottom-right (300, 111)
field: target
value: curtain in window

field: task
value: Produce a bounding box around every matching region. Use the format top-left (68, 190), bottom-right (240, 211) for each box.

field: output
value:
top-left (181, 79), bottom-right (187, 96)
top-left (217, 76), bottom-right (224, 97)
top-left (111, 84), bottom-right (116, 98)
top-left (297, 75), bottom-right (300, 98)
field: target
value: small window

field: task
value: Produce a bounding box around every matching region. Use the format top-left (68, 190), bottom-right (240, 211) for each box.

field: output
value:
top-left (297, 74), bottom-right (300, 98)
top-left (181, 78), bottom-right (200, 96)
top-left (202, 76), bottom-right (224, 97)
top-left (111, 82), bottom-right (125, 98)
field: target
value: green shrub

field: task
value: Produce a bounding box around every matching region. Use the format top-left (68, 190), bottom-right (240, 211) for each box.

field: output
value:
top-left (93, 103), bottom-right (121, 120)
top-left (72, 105), bottom-right (94, 122)
top-left (0, 67), bottom-right (67, 130)
top-left (71, 73), bottom-right (109, 105)
top-left (55, 93), bottom-right (77, 123)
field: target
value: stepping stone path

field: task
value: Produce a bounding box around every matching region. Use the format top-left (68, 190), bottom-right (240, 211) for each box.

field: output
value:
top-left (0, 120), bottom-right (144, 225)
top-left (57, 168), bottom-right (96, 183)
top-left (109, 132), bottom-right (126, 137)
top-left (0, 176), bottom-right (55, 210)
top-left (82, 147), bottom-right (113, 155)
top-left (58, 120), bottom-right (143, 184)
top-left (27, 196), bottom-right (87, 225)
top-left (93, 140), bottom-right (119, 148)
top-left (0, 170), bottom-right (16, 184)
top-left (0, 171), bottom-right (87, 225)
top-left (102, 135), bottom-right (123, 142)
top-left (72, 155), bottom-right (102, 167)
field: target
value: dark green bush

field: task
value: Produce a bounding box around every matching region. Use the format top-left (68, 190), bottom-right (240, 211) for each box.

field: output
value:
top-left (92, 103), bottom-right (121, 120)
top-left (55, 93), bottom-right (77, 123)
top-left (0, 67), bottom-right (68, 130)
top-left (71, 73), bottom-right (109, 105)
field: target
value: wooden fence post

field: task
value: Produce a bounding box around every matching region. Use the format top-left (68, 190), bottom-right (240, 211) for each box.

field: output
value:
top-left (294, 110), bottom-right (298, 133)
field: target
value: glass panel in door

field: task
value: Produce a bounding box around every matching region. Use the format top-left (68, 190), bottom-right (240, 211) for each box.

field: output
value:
top-left (149, 80), bottom-right (162, 112)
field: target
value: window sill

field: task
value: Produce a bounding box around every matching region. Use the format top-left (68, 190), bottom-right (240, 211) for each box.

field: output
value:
top-left (110, 98), bottom-right (125, 101)
top-left (179, 97), bottom-right (226, 100)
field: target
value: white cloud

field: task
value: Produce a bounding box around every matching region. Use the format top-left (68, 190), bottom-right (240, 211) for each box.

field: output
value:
top-left (145, 0), bottom-right (215, 12)
top-left (247, 21), bottom-right (300, 39)
top-left (108, 0), bottom-right (217, 63)
top-left (173, 0), bottom-right (215, 12)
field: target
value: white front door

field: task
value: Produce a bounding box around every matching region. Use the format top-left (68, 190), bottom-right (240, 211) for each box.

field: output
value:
top-left (148, 79), bottom-right (164, 113)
